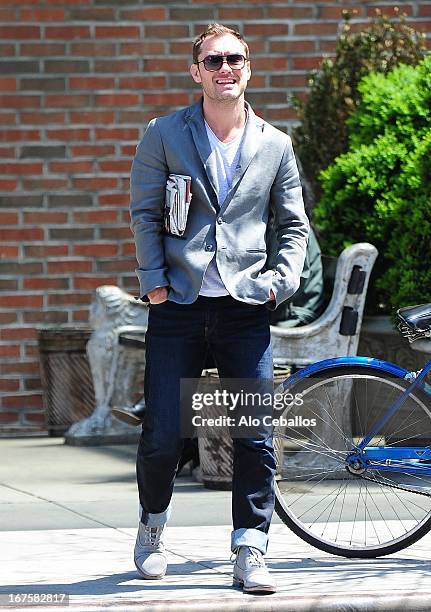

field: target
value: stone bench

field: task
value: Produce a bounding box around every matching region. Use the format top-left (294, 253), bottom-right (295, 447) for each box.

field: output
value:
top-left (65, 242), bottom-right (377, 443)
top-left (271, 242), bottom-right (378, 367)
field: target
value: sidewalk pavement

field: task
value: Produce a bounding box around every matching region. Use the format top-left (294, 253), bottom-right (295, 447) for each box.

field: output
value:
top-left (1, 437), bottom-right (431, 611)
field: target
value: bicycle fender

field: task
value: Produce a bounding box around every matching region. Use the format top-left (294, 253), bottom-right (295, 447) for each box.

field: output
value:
top-left (279, 356), bottom-right (410, 392)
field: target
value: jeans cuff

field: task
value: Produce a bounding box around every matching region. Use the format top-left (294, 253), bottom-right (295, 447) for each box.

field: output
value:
top-left (231, 528), bottom-right (268, 555)
top-left (139, 503), bottom-right (171, 527)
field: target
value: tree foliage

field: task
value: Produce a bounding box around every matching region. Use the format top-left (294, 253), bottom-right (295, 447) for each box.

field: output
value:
top-left (292, 10), bottom-right (426, 204)
top-left (313, 56), bottom-right (431, 311)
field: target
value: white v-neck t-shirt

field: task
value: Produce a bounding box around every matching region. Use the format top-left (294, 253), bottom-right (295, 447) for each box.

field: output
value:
top-left (199, 121), bottom-right (245, 297)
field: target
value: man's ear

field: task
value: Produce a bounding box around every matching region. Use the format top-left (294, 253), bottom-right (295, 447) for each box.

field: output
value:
top-left (190, 63), bottom-right (202, 84)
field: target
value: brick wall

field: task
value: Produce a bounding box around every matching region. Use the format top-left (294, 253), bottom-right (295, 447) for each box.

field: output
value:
top-left (1, 0), bottom-right (430, 433)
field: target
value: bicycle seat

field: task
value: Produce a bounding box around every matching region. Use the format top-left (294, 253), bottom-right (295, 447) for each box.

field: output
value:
top-left (397, 303), bottom-right (431, 331)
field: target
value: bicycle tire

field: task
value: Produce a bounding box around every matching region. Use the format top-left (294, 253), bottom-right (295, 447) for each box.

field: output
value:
top-left (273, 365), bottom-right (431, 558)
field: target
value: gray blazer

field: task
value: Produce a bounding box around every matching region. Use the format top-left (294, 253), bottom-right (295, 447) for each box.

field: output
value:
top-left (130, 98), bottom-right (309, 309)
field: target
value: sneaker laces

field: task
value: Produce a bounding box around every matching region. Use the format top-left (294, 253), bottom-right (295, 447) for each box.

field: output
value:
top-left (247, 547), bottom-right (265, 568)
top-left (230, 546), bottom-right (265, 567)
top-left (141, 525), bottom-right (164, 547)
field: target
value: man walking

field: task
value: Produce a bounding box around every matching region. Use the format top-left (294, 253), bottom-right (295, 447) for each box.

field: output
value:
top-left (130, 23), bottom-right (309, 593)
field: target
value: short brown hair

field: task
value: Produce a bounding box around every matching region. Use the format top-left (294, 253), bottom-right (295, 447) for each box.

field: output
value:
top-left (192, 23), bottom-right (249, 64)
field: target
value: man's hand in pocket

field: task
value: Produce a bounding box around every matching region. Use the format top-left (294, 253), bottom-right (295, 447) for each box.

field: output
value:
top-left (148, 287), bottom-right (168, 304)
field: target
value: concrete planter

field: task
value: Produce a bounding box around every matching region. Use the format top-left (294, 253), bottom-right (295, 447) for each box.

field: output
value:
top-left (38, 327), bottom-right (95, 435)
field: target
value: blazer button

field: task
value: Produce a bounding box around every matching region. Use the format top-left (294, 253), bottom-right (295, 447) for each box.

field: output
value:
top-left (217, 217), bottom-right (223, 224)
top-left (205, 245), bottom-right (213, 251)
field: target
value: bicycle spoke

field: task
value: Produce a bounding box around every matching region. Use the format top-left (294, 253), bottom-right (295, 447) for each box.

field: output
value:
top-left (275, 368), bottom-right (431, 557)
top-left (283, 470), bottom-right (345, 511)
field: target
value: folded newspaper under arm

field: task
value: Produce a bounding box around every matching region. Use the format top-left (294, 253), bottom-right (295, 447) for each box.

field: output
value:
top-left (164, 174), bottom-right (192, 238)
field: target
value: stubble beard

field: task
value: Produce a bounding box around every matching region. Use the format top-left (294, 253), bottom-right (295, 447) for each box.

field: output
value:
top-left (204, 82), bottom-right (246, 106)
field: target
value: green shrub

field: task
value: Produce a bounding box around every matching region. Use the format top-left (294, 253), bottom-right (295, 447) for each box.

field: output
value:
top-left (314, 56), bottom-right (431, 312)
top-left (292, 10), bottom-right (426, 203)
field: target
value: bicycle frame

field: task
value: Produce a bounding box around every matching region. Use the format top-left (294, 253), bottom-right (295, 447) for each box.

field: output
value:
top-left (279, 355), bottom-right (410, 390)
top-left (278, 355), bottom-right (431, 477)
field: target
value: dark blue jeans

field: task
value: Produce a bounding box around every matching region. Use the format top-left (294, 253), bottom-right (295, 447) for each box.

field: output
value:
top-left (136, 295), bottom-right (276, 554)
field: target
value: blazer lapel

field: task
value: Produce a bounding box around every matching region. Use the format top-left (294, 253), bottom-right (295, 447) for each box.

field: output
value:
top-left (185, 99), bottom-right (218, 200)
top-left (220, 102), bottom-right (265, 213)
top-left (229, 103), bottom-right (264, 192)
top-left (185, 99), bottom-right (265, 213)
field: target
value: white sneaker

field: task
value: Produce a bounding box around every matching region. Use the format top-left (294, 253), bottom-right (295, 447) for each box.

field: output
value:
top-left (232, 546), bottom-right (276, 593)
top-left (134, 523), bottom-right (167, 579)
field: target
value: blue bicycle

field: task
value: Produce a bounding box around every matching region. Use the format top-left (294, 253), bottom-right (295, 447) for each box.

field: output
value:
top-left (273, 303), bottom-right (431, 558)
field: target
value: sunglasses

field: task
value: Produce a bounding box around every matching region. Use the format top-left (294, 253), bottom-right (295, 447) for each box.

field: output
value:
top-left (196, 54), bottom-right (248, 72)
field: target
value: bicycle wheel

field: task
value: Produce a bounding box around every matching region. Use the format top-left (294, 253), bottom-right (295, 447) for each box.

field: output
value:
top-left (274, 365), bottom-right (431, 558)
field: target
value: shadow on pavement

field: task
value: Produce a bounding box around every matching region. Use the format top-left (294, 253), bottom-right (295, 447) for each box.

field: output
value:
top-left (2, 557), bottom-right (430, 598)
top-left (0, 568), bottom-right (232, 597)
